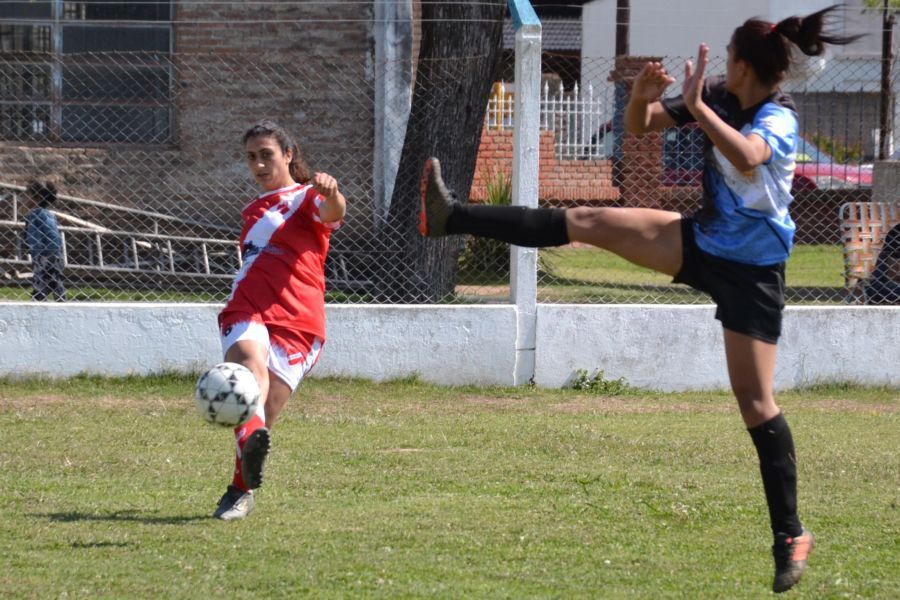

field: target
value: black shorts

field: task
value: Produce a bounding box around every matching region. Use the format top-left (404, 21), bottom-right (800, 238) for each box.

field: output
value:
top-left (673, 217), bottom-right (786, 343)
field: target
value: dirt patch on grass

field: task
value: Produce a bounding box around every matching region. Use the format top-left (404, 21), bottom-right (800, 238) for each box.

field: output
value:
top-left (548, 399), bottom-right (734, 415)
top-left (0, 394), bottom-right (185, 412)
top-left (459, 395), bottom-right (529, 410)
top-left (291, 393), bottom-right (900, 418)
top-left (0, 394), bottom-right (69, 409)
top-left (2, 391), bottom-right (895, 417)
top-left (800, 399), bottom-right (899, 414)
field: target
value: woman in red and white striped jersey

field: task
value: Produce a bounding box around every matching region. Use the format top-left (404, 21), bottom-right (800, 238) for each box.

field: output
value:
top-left (213, 120), bottom-right (346, 521)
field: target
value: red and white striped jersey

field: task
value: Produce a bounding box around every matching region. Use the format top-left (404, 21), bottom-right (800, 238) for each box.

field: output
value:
top-left (221, 182), bottom-right (340, 340)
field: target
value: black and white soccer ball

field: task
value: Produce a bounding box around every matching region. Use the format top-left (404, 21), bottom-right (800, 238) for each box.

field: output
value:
top-left (194, 362), bottom-right (260, 427)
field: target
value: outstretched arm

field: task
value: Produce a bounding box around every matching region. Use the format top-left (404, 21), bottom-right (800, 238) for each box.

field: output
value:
top-left (681, 44), bottom-right (771, 171)
top-left (624, 61), bottom-right (678, 134)
top-left (312, 172), bottom-right (346, 224)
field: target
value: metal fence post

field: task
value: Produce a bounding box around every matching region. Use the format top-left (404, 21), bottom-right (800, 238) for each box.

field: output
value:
top-left (509, 0), bottom-right (541, 385)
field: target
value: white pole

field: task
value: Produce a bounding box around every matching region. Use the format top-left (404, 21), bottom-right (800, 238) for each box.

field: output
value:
top-left (510, 3), bottom-right (541, 386)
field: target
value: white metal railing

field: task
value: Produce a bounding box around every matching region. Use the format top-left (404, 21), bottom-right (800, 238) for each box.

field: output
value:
top-left (0, 181), bottom-right (241, 284)
top-left (0, 219), bottom-right (239, 278)
top-left (486, 80), bottom-right (614, 160)
top-left (0, 182), bottom-right (238, 236)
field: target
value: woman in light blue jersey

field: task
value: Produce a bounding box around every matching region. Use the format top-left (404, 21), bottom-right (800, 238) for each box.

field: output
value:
top-left (419, 5), bottom-right (860, 593)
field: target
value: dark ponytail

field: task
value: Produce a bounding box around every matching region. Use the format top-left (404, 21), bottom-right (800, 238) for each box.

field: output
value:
top-left (242, 119), bottom-right (311, 184)
top-left (774, 5), bottom-right (863, 57)
top-left (732, 5), bottom-right (864, 86)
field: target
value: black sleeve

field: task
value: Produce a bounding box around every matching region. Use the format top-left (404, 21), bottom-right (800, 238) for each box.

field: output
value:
top-left (660, 75), bottom-right (727, 126)
top-left (660, 94), bottom-right (692, 125)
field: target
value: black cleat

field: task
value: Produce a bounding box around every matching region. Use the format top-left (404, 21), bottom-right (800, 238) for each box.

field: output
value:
top-left (772, 528), bottom-right (815, 593)
top-left (241, 427), bottom-right (271, 490)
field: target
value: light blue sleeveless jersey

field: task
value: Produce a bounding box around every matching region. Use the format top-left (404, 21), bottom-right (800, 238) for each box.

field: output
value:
top-left (662, 77), bottom-right (799, 265)
top-left (697, 103), bottom-right (798, 264)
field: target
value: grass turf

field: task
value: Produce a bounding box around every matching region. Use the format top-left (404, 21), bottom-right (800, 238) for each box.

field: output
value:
top-left (0, 375), bottom-right (896, 598)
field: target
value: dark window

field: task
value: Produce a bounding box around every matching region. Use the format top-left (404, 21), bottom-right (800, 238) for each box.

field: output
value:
top-left (63, 65), bottom-right (170, 101)
top-left (63, 26), bottom-right (170, 53)
top-left (0, 24), bottom-right (52, 52)
top-left (64, 1), bottom-right (171, 22)
top-left (0, 3), bottom-right (52, 20)
top-left (0, 0), bottom-right (172, 144)
top-left (62, 105), bottom-right (170, 143)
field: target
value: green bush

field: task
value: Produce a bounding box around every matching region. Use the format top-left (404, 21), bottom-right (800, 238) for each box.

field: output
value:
top-left (810, 133), bottom-right (864, 164)
top-left (567, 369), bottom-right (634, 395)
top-left (458, 170), bottom-right (512, 279)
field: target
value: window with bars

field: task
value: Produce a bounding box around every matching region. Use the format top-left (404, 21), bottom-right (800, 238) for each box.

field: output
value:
top-left (0, 0), bottom-right (173, 144)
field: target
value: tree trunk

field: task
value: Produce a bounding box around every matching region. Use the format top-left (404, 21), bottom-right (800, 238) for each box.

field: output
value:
top-left (879, 1), bottom-right (894, 159)
top-left (378, 0), bottom-right (506, 302)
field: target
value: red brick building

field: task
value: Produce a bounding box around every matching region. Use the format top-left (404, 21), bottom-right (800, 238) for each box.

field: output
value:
top-left (0, 2), bottom-right (375, 230)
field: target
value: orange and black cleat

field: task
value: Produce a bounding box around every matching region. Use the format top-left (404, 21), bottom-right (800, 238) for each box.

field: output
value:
top-left (418, 157), bottom-right (456, 237)
top-left (772, 528), bottom-right (815, 593)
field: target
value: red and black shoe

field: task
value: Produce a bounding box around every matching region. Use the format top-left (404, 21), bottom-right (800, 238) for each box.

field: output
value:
top-left (241, 427), bottom-right (271, 490)
top-left (772, 528), bottom-right (815, 593)
top-left (418, 157), bottom-right (457, 237)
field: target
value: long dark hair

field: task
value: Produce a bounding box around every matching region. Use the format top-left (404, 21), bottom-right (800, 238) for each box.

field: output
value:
top-left (25, 179), bottom-right (57, 208)
top-left (732, 5), bottom-right (864, 86)
top-left (242, 120), bottom-right (311, 184)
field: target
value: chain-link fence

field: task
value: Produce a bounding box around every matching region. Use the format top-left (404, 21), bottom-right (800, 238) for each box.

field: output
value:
top-left (0, 8), bottom-right (895, 305)
top-left (483, 53), bottom-right (887, 305)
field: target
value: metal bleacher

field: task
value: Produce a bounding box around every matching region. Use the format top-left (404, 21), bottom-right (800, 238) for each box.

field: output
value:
top-left (0, 182), bottom-right (371, 298)
top-left (0, 182), bottom-right (241, 294)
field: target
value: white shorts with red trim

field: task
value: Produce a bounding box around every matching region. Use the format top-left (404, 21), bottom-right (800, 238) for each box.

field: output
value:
top-left (219, 320), bottom-right (323, 391)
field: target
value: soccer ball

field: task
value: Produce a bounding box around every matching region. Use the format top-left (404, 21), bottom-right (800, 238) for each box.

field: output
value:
top-left (194, 362), bottom-right (260, 427)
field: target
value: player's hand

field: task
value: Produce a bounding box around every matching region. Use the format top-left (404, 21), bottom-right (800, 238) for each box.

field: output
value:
top-left (631, 61), bottom-right (675, 103)
top-left (312, 172), bottom-right (340, 201)
top-left (683, 43), bottom-right (709, 115)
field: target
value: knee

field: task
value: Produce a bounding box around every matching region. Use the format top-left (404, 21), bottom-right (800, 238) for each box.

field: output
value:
top-left (732, 386), bottom-right (778, 420)
top-left (566, 207), bottom-right (610, 236)
top-left (732, 381), bottom-right (769, 406)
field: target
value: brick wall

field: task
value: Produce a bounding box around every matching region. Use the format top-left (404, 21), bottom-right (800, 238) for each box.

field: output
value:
top-left (470, 127), bottom-right (619, 204)
top-left (1, 5), bottom-right (375, 232)
top-left (467, 124), bottom-right (866, 245)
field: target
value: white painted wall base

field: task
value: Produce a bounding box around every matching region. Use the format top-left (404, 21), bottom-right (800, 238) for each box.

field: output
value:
top-left (534, 305), bottom-right (899, 390)
top-left (0, 302), bottom-right (896, 391)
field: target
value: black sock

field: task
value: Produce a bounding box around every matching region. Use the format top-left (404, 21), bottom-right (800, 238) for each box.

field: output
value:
top-left (748, 413), bottom-right (803, 537)
top-left (445, 204), bottom-right (570, 247)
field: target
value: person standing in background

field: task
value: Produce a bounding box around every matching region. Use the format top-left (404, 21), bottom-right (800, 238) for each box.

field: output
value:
top-left (24, 180), bottom-right (66, 302)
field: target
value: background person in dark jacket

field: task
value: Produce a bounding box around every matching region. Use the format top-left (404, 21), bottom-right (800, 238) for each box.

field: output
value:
top-left (24, 180), bottom-right (66, 301)
top-left (865, 224), bottom-right (900, 305)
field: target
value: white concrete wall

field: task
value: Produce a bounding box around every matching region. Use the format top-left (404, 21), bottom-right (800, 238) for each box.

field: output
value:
top-left (0, 303), bottom-right (517, 386)
top-left (535, 304), bottom-right (900, 390)
top-left (318, 305), bottom-right (517, 385)
top-left (0, 303), bottom-right (222, 377)
top-left (0, 302), bottom-right (896, 391)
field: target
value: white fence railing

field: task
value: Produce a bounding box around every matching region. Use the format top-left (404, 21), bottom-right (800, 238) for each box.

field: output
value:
top-left (486, 81), bottom-right (614, 160)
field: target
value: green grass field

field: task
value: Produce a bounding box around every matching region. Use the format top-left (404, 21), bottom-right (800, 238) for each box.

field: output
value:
top-left (1, 244), bottom-right (847, 305)
top-left (532, 244), bottom-right (845, 304)
top-left (455, 244), bottom-right (848, 304)
top-left (1, 375), bottom-right (897, 598)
